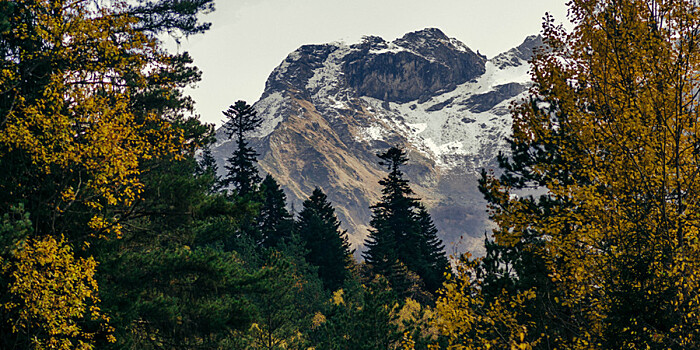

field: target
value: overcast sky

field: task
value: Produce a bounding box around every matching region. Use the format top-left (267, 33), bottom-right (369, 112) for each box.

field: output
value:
top-left (171, 0), bottom-right (569, 127)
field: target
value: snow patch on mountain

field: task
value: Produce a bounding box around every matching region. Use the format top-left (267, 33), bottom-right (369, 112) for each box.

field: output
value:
top-left (358, 124), bottom-right (389, 142)
top-left (255, 31), bottom-right (536, 171)
top-left (369, 41), bottom-right (409, 55)
top-left (213, 30), bottom-right (544, 256)
top-left (347, 54), bottom-right (530, 169)
top-left (306, 44), bottom-right (351, 97)
top-left (250, 91), bottom-right (286, 139)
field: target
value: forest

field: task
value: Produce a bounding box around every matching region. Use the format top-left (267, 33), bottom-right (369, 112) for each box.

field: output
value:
top-left (2, 0), bottom-right (700, 349)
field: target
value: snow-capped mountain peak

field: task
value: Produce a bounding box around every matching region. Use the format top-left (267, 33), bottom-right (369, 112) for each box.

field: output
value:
top-left (211, 30), bottom-right (542, 255)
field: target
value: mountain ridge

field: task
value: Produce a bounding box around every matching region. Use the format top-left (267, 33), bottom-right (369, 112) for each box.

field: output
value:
top-left (211, 28), bottom-right (542, 255)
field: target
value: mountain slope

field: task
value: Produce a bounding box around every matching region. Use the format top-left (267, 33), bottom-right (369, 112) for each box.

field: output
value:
top-left (211, 29), bottom-right (541, 255)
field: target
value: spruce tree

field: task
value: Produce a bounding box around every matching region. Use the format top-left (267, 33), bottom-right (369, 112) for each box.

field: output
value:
top-left (363, 146), bottom-right (448, 296)
top-left (296, 188), bottom-right (353, 291)
top-left (415, 205), bottom-right (450, 293)
top-left (258, 174), bottom-right (294, 247)
top-left (197, 145), bottom-right (223, 194)
top-left (221, 100), bottom-right (262, 197)
top-left (363, 147), bottom-right (417, 283)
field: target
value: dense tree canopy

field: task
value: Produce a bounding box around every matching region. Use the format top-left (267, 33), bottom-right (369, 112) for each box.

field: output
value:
top-left (435, 0), bottom-right (700, 349)
top-left (0, 1), bottom-right (213, 348)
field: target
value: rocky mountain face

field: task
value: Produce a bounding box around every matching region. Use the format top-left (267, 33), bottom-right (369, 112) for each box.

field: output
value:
top-left (211, 28), bottom-right (542, 256)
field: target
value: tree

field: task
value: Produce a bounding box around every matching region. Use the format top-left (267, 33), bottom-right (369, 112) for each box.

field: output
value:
top-left (0, 206), bottom-right (114, 350)
top-left (98, 245), bottom-right (259, 350)
top-left (309, 278), bottom-right (403, 350)
top-left (259, 175), bottom-right (294, 247)
top-left (222, 100), bottom-right (263, 198)
top-left (364, 147), bottom-right (418, 283)
top-left (414, 206), bottom-right (450, 294)
top-left (363, 146), bottom-right (448, 298)
top-left (127, 0), bottom-right (215, 40)
top-left (240, 250), bottom-right (325, 350)
top-left (296, 188), bottom-right (353, 291)
top-left (0, 1), bottom-right (213, 348)
top-left (437, 1), bottom-right (700, 348)
top-left (198, 144), bottom-right (223, 194)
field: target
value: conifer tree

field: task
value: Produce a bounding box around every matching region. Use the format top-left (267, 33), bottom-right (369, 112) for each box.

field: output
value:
top-left (296, 188), bottom-right (353, 291)
top-left (221, 100), bottom-right (262, 197)
top-left (127, 0), bottom-right (214, 39)
top-left (363, 146), bottom-right (448, 296)
top-left (415, 205), bottom-right (450, 293)
top-left (197, 144), bottom-right (223, 194)
top-left (363, 147), bottom-right (418, 284)
top-left (258, 174), bottom-right (294, 247)
top-left (198, 145), bottom-right (217, 173)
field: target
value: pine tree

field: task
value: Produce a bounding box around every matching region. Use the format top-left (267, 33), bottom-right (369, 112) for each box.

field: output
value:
top-left (221, 100), bottom-right (262, 197)
top-left (296, 188), bottom-right (353, 291)
top-left (126, 0), bottom-right (214, 39)
top-left (363, 146), bottom-right (448, 297)
top-left (258, 174), bottom-right (294, 247)
top-left (415, 205), bottom-right (449, 293)
top-left (363, 147), bottom-right (418, 286)
top-left (197, 144), bottom-right (223, 194)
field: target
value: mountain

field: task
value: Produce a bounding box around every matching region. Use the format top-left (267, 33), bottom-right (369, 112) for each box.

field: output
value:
top-left (210, 29), bottom-right (542, 256)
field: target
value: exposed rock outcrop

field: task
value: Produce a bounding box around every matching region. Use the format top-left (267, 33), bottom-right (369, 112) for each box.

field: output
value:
top-left (211, 29), bottom-right (542, 256)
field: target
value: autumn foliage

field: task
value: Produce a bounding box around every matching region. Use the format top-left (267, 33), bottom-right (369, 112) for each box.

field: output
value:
top-left (0, 0), bottom-right (205, 348)
top-left (8, 0), bottom-right (700, 349)
top-left (434, 0), bottom-right (700, 349)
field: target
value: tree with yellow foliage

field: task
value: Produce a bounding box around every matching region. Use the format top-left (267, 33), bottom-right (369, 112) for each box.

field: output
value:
top-left (435, 0), bottom-right (700, 349)
top-left (0, 0), bottom-right (212, 348)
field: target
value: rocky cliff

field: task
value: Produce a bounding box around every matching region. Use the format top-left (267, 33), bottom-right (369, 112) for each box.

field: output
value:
top-left (210, 29), bottom-right (542, 256)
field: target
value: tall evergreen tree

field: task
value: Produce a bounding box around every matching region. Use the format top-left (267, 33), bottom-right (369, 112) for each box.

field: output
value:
top-left (221, 100), bottom-right (262, 197)
top-left (363, 146), bottom-right (448, 296)
top-left (415, 205), bottom-right (450, 293)
top-left (197, 144), bottom-right (223, 194)
top-left (258, 174), bottom-right (294, 247)
top-left (364, 147), bottom-right (417, 278)
top-left (297, 188), bottom-right (353, 291)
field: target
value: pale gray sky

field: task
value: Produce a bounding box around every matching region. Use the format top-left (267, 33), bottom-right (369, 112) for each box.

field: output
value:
top-left (171, 0), bottom-right (569, 127)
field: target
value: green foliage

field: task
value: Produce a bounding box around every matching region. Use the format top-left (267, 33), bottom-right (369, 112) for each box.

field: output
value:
top-left (239, 249), bottom-right (325, 350)
top-left (414, 206), bottom-right (450, 294)
top-left (98, 245), bottom-right (258, 350)
top-left (197, 145), bottom-right (223, 194)
top-left (128, 0), bottom-right (215, 39)
top-left (222, 100), bottom-right (263, 198)
top-left (436, 1), bottom-right (700, 349)
top-left (259, 175), bottom-right (295, 248)
top-left (363, 146), bottom-right (448, 298)
top-left (297, 188), bottom-right (353, 292)
top-left (310, 278), bottom-right (403, 350)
